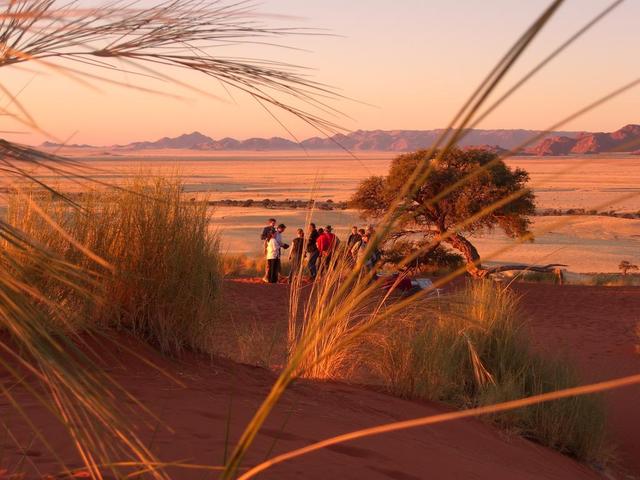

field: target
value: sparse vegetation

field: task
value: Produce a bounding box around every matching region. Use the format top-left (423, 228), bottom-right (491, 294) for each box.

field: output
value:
top-left (223, 254), bottom-right (266, 278)
top-left (361, 281), bottom-right (606, 461)
top-left (288, 250), bottom-right (372, 380)
top-left (212, 198), bottom-right (349, 211)
top-left (512, 270), bottom-right (640, 287)
top-left (217, 319), bottom-right (285, 368)
top-left (6, 177), bottom-right (224, 354)
top-left (589, 273), bottom-right (640, 287)
top-left (537, 208), bottom-right (640, 219)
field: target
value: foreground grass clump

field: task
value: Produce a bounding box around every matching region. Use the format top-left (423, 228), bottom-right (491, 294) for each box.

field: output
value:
top-left (6, 178), bottom-right (223, 354)
top-left (289, 251), bottom-right (366, 379)
top-left (364, 281), bottom-right (606, 462)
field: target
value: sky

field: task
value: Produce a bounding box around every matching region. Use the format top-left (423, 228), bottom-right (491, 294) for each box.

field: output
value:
top-left (1, 0), bottom-right (639, 145)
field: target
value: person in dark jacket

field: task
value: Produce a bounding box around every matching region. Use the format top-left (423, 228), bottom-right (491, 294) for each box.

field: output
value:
top-left (306, 223), bottom-right (320, 279)
top-left (261, 218), bottom-right (277, 243)
top-left (347, 226), bottom-right (362, 263)
top-left (289, 228), bottom-right (305, 282)
top-left (347, 226), bottom-right (361, 248)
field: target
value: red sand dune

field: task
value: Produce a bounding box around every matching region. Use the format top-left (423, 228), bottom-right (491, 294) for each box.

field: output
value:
top-left (512, 283), bottom-right (640, 476)
top-left (2, 280), bottom-right (639, 479)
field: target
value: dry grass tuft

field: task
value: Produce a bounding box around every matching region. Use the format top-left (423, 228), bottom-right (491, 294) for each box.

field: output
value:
top-left (6, 177), bottom-right (224, 354)
top-left (222, 254), bottom-right (266, 278)
top-left (289, 250), bottom-right (367, 379)
top-left (361, 281), bottom-right (606, 462)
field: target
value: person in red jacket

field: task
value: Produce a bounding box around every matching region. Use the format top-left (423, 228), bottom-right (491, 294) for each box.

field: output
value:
top-left (316, 225), bottom-right (338, 271)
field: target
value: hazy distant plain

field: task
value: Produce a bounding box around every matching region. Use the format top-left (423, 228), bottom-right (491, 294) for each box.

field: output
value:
top-left (45, 151), bottom-right (640, 209)
top-left (13, 151), bottom-right (640, 272)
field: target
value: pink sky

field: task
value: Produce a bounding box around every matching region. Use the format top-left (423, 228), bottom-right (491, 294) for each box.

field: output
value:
top-left (1, 0), bottom-right (639, 145)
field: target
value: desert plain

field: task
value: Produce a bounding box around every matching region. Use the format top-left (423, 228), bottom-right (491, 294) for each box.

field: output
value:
top-left (19, 150), bottom-right (640, 273)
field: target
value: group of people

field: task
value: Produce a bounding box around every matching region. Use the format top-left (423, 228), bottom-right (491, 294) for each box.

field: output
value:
top-left (260, 218), bottom-right (377, 284)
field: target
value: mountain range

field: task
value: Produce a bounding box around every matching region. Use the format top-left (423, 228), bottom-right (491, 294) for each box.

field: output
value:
top-left (529, 124), bottom-right (640, 155)
top-left (40, 125), bottom-right (640, 155)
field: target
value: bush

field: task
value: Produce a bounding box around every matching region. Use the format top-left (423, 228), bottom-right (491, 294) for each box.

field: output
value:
top-left (362, 281), bottom-right (606, 462)
top-left (383, 240), bottom-right (464, 273)
top-left (5, 177), bottom-right (223, 354)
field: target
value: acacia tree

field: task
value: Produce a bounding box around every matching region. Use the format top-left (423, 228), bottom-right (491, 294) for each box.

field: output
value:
top-left (351, 148), bottom-right (546, 277)
top-left (619, 260), bottom-right (639, 275)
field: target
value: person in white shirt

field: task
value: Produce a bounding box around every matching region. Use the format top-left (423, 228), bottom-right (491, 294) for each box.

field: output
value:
top-left (265, 224), bottom-right (289, 283)
top-left (261, 218), bottom-right (277, 282)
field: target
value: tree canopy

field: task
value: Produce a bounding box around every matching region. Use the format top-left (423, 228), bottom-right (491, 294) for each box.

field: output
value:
top-left (351, 148), bottom-right (536, 276)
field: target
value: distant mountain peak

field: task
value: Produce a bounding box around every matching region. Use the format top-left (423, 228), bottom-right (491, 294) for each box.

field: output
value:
top-left (528, 124), bottom-right (640, 155)
top-left (179, 131), bottom-right (209, 139)
top-left (38, 126), bottom-right (638, 154)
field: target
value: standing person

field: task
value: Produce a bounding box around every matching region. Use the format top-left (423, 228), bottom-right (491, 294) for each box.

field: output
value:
top-left (316, 225), bottom-right (338, 270)
top-left (289, 228), bottom-right (305, 283)
top-left (347, 226), bottom-right (362, 263)
top-left (261, 218), bottom-right (277, 243)
top-left (265, 232), bottom-right (279, 283)
top-left (350, 228), bottom-right (367, 261)
top-left (355, 232), bottom-right (369, 266)
top-left (306, 223), bottom-right (320, 279)
top-left (365, 224), bottom-right (376, 243)
top-left (265, 224), bottom-right (289, 283)
top-left (261, 218), bottom-right (277, 282)
top-left (276, 224), bottom-right (290, 277)
top-left (363, 224), bottom-right (380, 267)
top-left (354, 232), bottom-right (377, 281)
top-left (274, 223), bottom-right (289, 252)
top-left (347, 226), bottom-right (361, 249)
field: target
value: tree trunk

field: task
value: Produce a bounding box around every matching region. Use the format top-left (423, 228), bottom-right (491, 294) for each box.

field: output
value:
top-left (443, 231), bottom-right (567, 279)
top-left (444, 232), bottom-right (483, 277)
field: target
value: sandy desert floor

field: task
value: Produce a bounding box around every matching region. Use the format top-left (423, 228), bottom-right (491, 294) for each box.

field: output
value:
top-left (3, 280), bottom-right (639, 479)
top-left (5, 152), bottom-right (640, 272)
